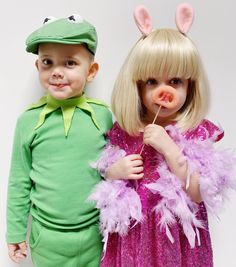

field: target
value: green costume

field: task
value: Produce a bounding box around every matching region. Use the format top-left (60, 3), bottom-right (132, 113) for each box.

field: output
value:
top-left (7, 94), bottom-right (112, 266)
top-left (7, 14), bottom-right (111, 266)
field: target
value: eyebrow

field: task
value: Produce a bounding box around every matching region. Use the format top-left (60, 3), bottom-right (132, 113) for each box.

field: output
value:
top-left (38, 54), bottom-right (52, 58)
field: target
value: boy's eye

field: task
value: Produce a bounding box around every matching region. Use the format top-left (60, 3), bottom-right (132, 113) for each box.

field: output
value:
top-left (146, 78), bottom-right (157, 86)
top-left (42, 59), bottom-right (52, 65)
top-left (66, 60), bottom-right (77, 67)
top-left (169, 78), bottom-right (183, 85)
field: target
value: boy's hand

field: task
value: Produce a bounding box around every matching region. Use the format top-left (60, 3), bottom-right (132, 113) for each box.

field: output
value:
top-left (8, 241), bottom-right (27, 263)
top-left (105, 154), bottom-right (144, 180)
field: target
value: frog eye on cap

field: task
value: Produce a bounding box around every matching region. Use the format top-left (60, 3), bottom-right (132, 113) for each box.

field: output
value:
top-left (67, 14), bottom-right (84, 23)
top-left (43, 16), bottom-right (57, 24)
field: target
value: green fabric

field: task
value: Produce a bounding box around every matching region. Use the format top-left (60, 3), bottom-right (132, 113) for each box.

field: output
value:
top-left (26, 16), bottom-right (97, 55)
top-left (28, 94), bottom-right (106, 136)
top-left (6, 98), bottom-right (112, 243)
top-left (30, 219), bottom-right (102, 267)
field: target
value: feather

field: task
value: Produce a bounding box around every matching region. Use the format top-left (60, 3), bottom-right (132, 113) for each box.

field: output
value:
top-left (145, 124), bottom-right (236, 247)
top-left (91, 142), bottom-right (126, 177)
top-left (88, 180), bottom-right (143, 238)
top-left (146, 165), bottom-right (204, 248)
top-left (166, 124), bottom-right (236, 217)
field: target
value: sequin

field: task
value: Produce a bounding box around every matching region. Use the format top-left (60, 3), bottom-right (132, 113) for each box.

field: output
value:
top-left (101, 119), bottom-right (222, 267)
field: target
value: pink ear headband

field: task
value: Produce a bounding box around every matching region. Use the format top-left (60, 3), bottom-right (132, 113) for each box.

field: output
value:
top-left (134, 3), bottom-right (194, 37)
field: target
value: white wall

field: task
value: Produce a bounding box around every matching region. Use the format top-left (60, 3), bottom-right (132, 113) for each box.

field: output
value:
top-left (1, 1), bottom-right (235, 266)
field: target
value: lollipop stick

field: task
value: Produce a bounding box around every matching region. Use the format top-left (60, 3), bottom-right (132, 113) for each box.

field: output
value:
top-left (139, 105), bottom-right (162, 155)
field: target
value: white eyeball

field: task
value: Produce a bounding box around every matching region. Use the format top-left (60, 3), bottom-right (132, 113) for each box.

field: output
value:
top-left (67, 14), bottom-right (84, 23)
top-left (43, 16), bottom-right (57, 24)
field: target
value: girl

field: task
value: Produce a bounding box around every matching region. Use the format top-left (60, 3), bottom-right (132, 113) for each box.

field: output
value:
top-left (89, 3), bottom-right (236, 267)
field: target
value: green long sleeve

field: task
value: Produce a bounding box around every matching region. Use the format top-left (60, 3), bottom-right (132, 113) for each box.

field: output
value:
top-left (6, 98), bottom-right (112, 244)
top-left (7, 117), bottom-right (33, 243)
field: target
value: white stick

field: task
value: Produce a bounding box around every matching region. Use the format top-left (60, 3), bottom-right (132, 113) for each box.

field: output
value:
top-left (139, 105), bottom-right (162, 155)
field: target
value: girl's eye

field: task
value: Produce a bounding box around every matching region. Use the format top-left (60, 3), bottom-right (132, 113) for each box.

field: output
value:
top-left (66, 60), bottom-right (77, 67)
top-left (169, 78), bottom-right (183, 85)
top-left (146, 78), bottom-right (157, 86)
top-left (42, 59), bottom-right (52, 65)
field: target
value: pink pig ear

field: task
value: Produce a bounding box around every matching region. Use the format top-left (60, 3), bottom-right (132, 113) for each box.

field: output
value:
top-left (134, 5), bottom-right (153, 37)
top-left (175, 3), bottom-right (194, 34)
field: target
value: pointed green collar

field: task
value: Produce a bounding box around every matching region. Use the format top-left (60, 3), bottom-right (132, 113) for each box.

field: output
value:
top-left (28, 94), bottom-right (107, 136)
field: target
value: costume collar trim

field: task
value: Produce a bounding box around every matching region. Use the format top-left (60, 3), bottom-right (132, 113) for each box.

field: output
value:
top-left (28, 94), bottom-right (106, 136)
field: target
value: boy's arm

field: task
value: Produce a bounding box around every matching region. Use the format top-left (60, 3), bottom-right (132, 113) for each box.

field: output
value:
top-left (7, 117), bottom-right (32, 245)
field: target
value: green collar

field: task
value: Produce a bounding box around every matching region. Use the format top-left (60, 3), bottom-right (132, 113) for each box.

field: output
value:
top-left (28, 94), bottom-right (107, 136)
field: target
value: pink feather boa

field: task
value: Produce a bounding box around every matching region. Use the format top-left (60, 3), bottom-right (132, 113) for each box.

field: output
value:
top-left (88, 180), bottom-right (142, 252)
top-left (166, 125), bottom-right (236, 215)
top-left (88, 125), bottom-right (236, 249)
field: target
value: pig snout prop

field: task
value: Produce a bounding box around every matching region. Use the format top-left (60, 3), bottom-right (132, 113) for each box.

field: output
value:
top-left (152, 85), bottom-right (179, 109)
top-left (139, 86), bottom-right (179, 155)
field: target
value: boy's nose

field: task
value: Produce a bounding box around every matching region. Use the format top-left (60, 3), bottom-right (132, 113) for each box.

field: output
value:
top-left (152, 85), bottom-right (179, 109)
top-left (52, 68), bottom-right (64, 79)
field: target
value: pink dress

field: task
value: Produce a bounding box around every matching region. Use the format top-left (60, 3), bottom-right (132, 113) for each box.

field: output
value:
top-left (89, 120), bottom-right (236, 267)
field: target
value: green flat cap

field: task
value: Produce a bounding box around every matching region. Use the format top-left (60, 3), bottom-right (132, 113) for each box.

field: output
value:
top-left (26, 14), bottom-right (97, 55)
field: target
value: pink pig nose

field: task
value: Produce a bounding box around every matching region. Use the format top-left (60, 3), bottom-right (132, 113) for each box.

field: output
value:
top-left (152, 86), bottom-right (179, 109)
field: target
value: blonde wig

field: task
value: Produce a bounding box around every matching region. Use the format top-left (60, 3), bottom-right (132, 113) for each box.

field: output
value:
top-left (111, 29), bottom-right (209, 136)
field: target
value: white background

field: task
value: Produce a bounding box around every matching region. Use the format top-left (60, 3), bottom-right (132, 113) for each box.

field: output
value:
top-left (1, 0), bottom-right (236, 266)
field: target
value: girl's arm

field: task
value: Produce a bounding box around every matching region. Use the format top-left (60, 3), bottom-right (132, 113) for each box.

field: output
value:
top-left (105, 154), bottom-right (144, 180)
top-left (163, 144), bottom-right (202, 203)
top-left (93, 142), bottom-right (143, 180)
top-left (143, 124), bottom-right (201, 202)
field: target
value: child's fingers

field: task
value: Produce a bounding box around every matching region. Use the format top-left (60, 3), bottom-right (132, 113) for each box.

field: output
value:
top-left (8, 250), bottom-right (17, 263)
top-left (16, 252), bottom-right (27, 259)
top-left (127, 154), bottom-right (143, 160)
top-left (133, 166), bottom-right (144, 173)
top-left (8, 245), bottom-right (18, 262)
top-left (8, 242), bottom-right (27, 263)
top-left (9, 251), bottom-right (21, 263)
top-left (132, 159), bottom-right (143, 167)
top-left (19, 242), bottom-right (27, 256)
top-left (129, 173), bottom-right (144, 180)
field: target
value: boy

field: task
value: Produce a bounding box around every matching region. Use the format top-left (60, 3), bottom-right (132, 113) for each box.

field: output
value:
top-left (6, 14), bottom-right (112, 267)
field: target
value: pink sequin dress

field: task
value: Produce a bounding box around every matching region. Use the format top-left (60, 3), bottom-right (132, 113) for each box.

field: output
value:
top-left (90, 119), bottom-right (235, 267)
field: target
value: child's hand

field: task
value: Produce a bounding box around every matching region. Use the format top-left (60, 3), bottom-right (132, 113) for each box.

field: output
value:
top-left (105, 154), bottom-right (144, 180)
top-left (8, 241), bottom-right (27, 263)
top-left (143, 124), bottom-right (175, 154)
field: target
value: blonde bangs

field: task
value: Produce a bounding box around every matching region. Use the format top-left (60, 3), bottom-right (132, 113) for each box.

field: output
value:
top-left (131, 29), bottom-right (200, 82)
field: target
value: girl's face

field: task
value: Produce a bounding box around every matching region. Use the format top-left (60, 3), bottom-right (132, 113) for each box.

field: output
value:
top-left (36, 43), bottom-right (98, 100)
top-left (139, 75), bottom-right (188, 126)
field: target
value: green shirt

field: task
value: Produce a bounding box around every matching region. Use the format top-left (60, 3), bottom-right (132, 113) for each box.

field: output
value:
top-left (6, 96), bottom-right (112, 243)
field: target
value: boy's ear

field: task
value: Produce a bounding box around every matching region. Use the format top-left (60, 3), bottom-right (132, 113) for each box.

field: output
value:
top-left (87, 62), bottom-right (99, 82)
top-left (35, 59), bottom-right (39, 70)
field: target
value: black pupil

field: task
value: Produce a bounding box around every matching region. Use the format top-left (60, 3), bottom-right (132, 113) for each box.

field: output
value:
top-left (43, 17), bottom-right (51, 24)
top-left (68, 15), bottom-right (75, 21)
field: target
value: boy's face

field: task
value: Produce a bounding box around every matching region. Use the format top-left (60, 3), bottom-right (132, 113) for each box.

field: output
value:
top-left (35, 43), bottom-right (98, 100)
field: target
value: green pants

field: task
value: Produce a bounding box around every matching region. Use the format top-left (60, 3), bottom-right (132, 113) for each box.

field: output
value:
top-left (29, 218), bottom-right (102, 267)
